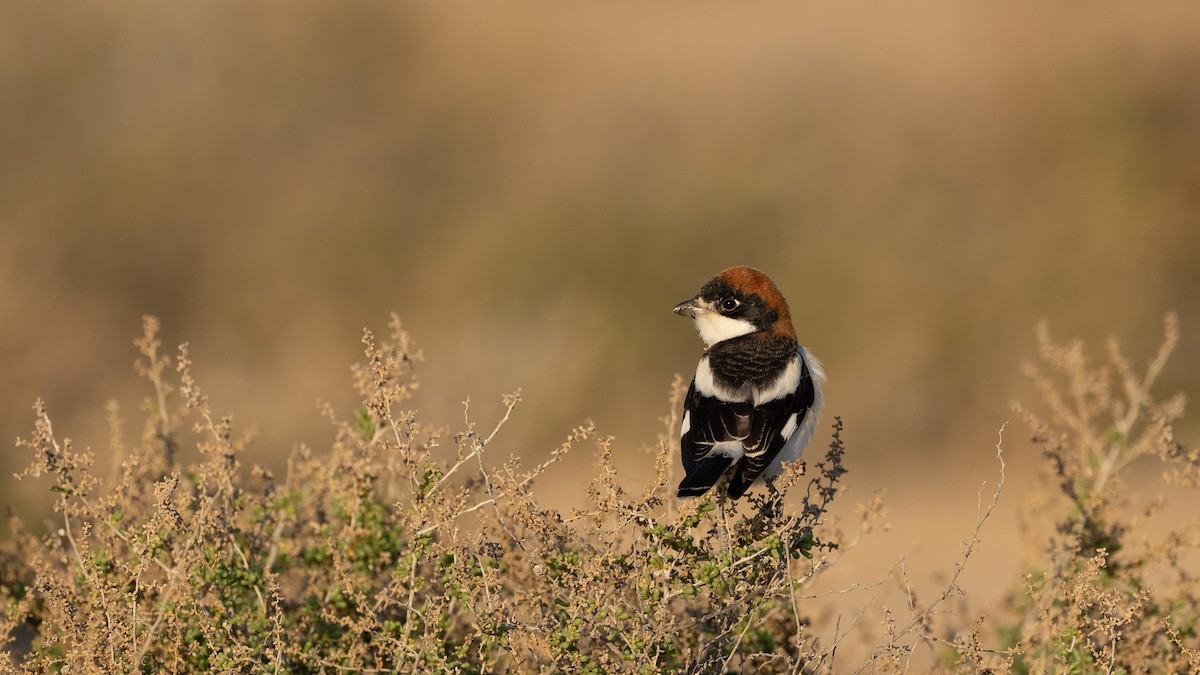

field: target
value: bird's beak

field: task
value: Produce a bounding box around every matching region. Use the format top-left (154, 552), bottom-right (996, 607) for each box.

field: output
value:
top-left (673, 297), bottom-right (705, 318)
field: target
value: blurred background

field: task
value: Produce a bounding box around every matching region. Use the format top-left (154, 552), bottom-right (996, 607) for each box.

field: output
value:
top-left (3, 0), bottom-right (1199, 630)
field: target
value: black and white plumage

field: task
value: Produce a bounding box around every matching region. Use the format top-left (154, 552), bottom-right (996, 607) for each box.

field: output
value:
top-left (673, 266), bottom-right (825, 499)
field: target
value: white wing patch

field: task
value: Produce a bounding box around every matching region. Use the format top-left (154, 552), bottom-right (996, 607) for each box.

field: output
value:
top-left (680, 410), bottom-right (691, 437)
top-left (779, 412), bottom-right (798, 439)
top-left (706, 440), bottom-right (746, 462)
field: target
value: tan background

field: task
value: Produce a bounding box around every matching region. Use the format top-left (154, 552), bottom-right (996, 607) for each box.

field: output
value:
top-left (3, 1), bottom-right (1199, 650)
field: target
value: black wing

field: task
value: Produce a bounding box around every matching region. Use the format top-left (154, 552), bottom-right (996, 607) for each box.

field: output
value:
top-left (726, 359), bottom-right (816, 499)
top-left (678, 379), bottom-right (752, 497)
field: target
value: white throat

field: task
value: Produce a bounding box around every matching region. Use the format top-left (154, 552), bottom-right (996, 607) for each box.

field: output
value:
top-left (693, 312), bottom-right (757, 347)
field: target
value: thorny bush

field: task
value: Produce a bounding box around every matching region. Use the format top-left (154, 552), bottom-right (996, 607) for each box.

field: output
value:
top-left (953, 314), bottom-right (1200, 673)
top-left (1, 315), bottom-right (850, 673)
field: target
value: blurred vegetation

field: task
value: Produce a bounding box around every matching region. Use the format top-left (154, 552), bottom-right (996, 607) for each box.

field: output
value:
top-left (2, 3), bottom-right (1199, 667)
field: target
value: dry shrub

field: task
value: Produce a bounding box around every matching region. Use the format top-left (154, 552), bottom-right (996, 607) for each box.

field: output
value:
top-left (956, 314), bottom-right (1200, 673)
top-left (1, 315), bottom-right (849, 673)
top-left (4, 313), bottom-right (1197, 674)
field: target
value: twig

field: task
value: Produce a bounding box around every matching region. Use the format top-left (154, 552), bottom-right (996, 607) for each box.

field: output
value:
top-left (465, 396), bottom-right (524, 548)
top-left (855, 424), bottom-right (1008, 671)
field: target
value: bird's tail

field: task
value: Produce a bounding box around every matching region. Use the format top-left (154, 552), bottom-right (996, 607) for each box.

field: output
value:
top-left (677, 455), bottom-right (735, 497)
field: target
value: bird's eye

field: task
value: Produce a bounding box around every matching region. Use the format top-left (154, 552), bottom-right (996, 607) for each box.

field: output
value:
top-left (720, 298), bottom-right (740, 312)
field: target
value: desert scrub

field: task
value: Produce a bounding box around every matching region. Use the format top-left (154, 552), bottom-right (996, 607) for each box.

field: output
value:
top-left (0, 315), bottom-right (849, 673)
top-left (954, 314), bottom-right (1200, 673)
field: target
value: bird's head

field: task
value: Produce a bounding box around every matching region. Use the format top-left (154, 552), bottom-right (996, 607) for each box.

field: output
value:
top-left (673, 266), bottom-right (796, 347)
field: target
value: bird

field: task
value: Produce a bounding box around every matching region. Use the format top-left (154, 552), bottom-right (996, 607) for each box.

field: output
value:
top-left (672, 266), bottom-right (825, 499)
